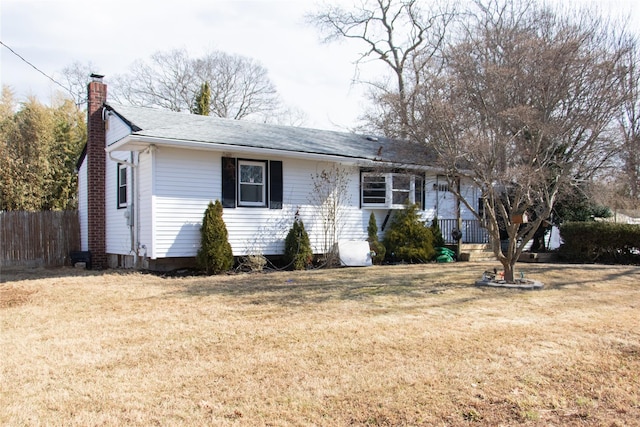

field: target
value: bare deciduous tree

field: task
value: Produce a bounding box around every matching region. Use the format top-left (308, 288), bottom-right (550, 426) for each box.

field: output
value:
top-left (618, 42), bottom-right (640, 205)
top-left (194, 51), bottom-right (280, 120)
top-left (263, 105), bottom-right (308, 127)
top-left (307, 0), bottom-right (455, 138)
top-left (409, 0), bottom-right (633, 281)
top-left (111, 48), bottom-right (281, 121)
top-left (308, 164), bottom-right (352, 265)
top-left (112, 49), bottom-right (197, 113)
top-left (59, 61), bottom-right (97, 107)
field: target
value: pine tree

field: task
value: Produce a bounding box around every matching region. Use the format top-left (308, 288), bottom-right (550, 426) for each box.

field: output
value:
top-left (193, 81), bottom-right (211, 116)
top-left (284, 216), bottom-right (313, 270)
top-left (367, 212), bottom-right (386, 265)
top-left (430, 216), bottom-right (445, 248)
top-left (197, 200), bottom-right (234, 274)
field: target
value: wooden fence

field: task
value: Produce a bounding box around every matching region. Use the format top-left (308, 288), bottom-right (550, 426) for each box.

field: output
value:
top-left (0, 211), bottom-right (80, 269)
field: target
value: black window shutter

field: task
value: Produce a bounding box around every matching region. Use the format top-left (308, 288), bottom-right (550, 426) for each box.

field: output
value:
top-left (359, 169), bottom-right (363, 209)
top-left (421, 174), bottom-right (426, 210)
top-left (269, 160), bottom-right (283, 209)
top-left (222, 157), bottom-right (236, 208)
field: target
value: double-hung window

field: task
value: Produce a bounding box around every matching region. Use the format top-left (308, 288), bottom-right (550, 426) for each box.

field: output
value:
top-left (238, 160), bottom-right (266, 207)
top-left (361, 171), bottom-right (424, 209)
top-left (117, 163), bottom-right (127, 209)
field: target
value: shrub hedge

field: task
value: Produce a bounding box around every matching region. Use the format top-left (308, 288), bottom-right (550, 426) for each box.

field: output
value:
top-left (558, 221), bottom-right (640, 264)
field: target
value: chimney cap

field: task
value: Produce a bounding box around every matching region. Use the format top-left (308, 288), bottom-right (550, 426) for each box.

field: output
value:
top-left (90, 73), bottom-right (105, 82)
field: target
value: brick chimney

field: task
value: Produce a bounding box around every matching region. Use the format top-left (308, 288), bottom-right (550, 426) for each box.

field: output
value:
top-left (86, 74), bottom-right (107, 269)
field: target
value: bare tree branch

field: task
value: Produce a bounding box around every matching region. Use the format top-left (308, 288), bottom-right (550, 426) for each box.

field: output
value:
top-left (111, 49), bottom-right (281, 121)
top-left (407, 0), bottom-right (633, 281)
top-left (307, 0), bottom-right (456, 137)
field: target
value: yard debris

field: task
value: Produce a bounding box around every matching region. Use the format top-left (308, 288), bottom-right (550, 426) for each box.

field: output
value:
top-left (434, 247), bottom-right (456, 263)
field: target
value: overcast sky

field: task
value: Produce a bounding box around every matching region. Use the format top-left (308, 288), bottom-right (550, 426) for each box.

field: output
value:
top-left (1, 0), bottom-right (639, 132)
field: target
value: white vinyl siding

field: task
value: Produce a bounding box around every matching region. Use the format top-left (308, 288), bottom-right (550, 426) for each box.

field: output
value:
top-left (95, 106), bottom-right (487, 263)
top-left (153, 147), bottom-right (218, 258)
top-left (102, 111), bottom-right (135, 256)
top-left (105, 152), bottom-right (131, 255)
top-left (107, 144), bottom-right (481, 260)
top-left (106, 112), bottom-right (132, 145)
top-left (151, 151), bottom-right (369, 257)
top-left (300, 163), bottom-right (366, 253)
top-left (137, 149), bottom-right (154, 259)
top-left (221, 159), bottom-right (323, 255)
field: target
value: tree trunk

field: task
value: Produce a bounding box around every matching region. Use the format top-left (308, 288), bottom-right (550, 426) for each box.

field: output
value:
top-left (502, 261), bottom-right (515, 283)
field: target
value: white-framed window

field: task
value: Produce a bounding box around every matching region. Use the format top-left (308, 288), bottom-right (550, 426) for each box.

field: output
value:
top-left (361, 171), bottom-right (424, 209)
top-left (362, 174), bottom-right (387, 205)
top-left (117, 163), bottom-right (127, 209)
top-left (238, 160), bottom-right (266, 207)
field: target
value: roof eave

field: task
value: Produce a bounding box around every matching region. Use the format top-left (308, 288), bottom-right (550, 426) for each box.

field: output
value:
top-left (107, 135), bottom-right (376, 165)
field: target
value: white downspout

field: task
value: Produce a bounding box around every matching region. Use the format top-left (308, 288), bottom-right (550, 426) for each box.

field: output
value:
top-left (130, 152), bottom-right (137, 267)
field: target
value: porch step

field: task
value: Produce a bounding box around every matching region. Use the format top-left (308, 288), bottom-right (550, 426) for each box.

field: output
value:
top-left (460, 244), bottom-right (494, 262)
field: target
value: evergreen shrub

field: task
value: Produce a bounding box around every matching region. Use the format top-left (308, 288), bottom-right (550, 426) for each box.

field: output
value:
top-left (558, 221), bottom-right (640, 264)
top-left (367, 212), bottom-right (386, 265)
top-left (383, 203), bottom-right (435, 263)
top-left (284, 216), bottom-right (313, 270)
top-left (430, 216), bottom-right (445, 248)
top-left (196, 200), bottom-right (234, 274)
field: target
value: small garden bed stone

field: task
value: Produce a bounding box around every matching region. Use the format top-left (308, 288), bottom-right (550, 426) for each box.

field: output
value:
top-left (475, 270), bottom-right (544, 289)
top-left (475, 278), bottom-right (544, 290)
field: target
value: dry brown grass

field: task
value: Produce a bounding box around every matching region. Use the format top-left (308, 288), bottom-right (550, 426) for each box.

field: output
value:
top-left (1, 262), bottom-right (639, 426)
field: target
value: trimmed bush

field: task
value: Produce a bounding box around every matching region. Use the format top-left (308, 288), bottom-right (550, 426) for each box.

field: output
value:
top-left (367, 212), bottom-right (386, 265)
top-left (430, 216), bottom-right (445, 248)
top-left (558, 221), bottom-right (640, 264)
top-left (197, 200), bottom-right (234, 274)
top-left (383, 203), bottom-right (435, 263)
top-left (284, 216), bottom-right (313, 270)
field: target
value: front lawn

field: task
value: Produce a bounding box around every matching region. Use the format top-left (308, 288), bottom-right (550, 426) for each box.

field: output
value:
top-left (1, 262), bottom-right (639, 425)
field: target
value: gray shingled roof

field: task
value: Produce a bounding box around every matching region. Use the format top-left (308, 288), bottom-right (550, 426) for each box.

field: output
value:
top-left (108, 103), bottom-right (429, 166)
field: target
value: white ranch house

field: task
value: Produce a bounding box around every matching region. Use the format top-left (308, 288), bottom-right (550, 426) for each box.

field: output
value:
top-left (78, 77), bottom-right (488, 270)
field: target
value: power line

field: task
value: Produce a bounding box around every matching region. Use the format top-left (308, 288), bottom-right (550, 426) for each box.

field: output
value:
top-left (0, 40), bottom-right (80, 100)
